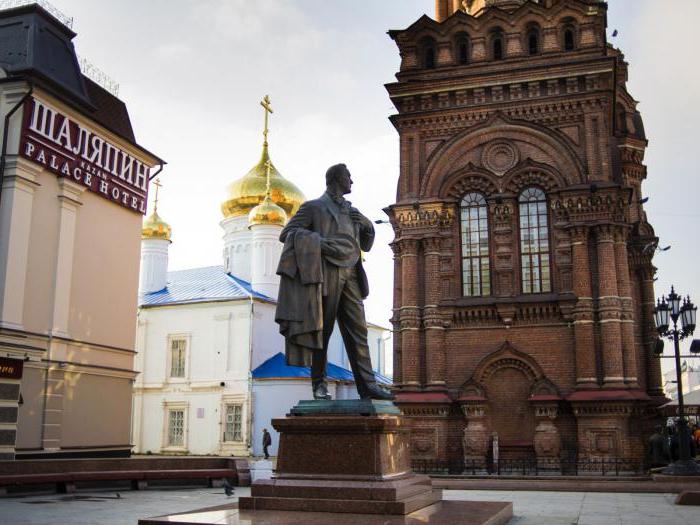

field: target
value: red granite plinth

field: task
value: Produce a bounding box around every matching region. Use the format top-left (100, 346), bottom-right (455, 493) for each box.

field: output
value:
top-left (139, 501), bottom-right (514, 525)
top-left (238, 413), bottom-right (443, 515)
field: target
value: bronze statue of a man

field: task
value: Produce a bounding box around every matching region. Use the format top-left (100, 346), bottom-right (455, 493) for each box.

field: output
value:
top-left (275, 164), bottom-right (393, 401)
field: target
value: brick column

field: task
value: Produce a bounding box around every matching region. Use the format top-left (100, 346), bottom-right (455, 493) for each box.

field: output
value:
top-left (423, 236), bottom-right (446, 390)
top-left (570, 225), bottom-right (597, 387)
top-left (390, 242), bottom-right (403, 386)
top-left (614, 227), bottom-right (638, 387)
top-left (639, 266), bottom-right (663, 396)
top-left (595, 225), bottom-right (625, 388)
top-left (399, 238), bottom-right (421, 389)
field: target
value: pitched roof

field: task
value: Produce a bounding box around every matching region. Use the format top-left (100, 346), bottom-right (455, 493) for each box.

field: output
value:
top-left (252, 352), bottom-right (392, 386)
top-left (140, 265), bottom-right (271, 307)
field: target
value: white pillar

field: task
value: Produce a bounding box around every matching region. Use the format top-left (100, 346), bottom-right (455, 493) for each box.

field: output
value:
top-left (249, 224), bottom-right (283, 300)
top-left (0, 157), bottom-right (41, 330)
top-left (50, 179), bottom-right (86, 337)
top-left (139, 238), bottom-right (169, 295)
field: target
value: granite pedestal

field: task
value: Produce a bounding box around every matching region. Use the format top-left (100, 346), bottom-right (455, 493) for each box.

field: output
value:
top-left (140, 400), bottom-right (513, 525)
top-left (239, 400), bottom-right (442, 515)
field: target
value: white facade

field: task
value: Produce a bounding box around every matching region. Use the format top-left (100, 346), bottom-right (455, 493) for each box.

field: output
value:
top-left (663, 363), bottom-right (700, 401)
top-left (132, 291), bottom-right (389, 457)
top-left (132, 299), bottom-right (265, 456)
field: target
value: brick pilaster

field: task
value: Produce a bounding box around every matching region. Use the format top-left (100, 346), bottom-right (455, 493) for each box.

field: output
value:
top-left (595, 225), bottom-right (625, 388)
top-left (571, 225), bottom-right (597, 387)
top-left (639, 267), bottom-right (663, 396)
top-left (423, 237), bottom-right (446, 389)
top-left (614, 227), bottom-right (638, 387)
top-left (390, 242), bottom-right (403, 386)
top-left (399, 238), bottom-right (421, 389)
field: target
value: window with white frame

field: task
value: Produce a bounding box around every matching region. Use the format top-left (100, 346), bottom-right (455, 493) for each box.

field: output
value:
top-left (519, 187), bottom-right (551, 294)
top-left (169, 337), bottom-right (187, 378)
top-left (223, 404), bottom-right (243, 442)
top-left (167, 409), bottom-right (185, 447)
top-left (460, 192), bottom-right (491, 297)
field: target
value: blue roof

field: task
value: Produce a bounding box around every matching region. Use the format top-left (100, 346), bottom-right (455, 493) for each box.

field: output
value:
top-left (140, 265), bottom-right (271, 307)
top-left (252, 353), bottom-right (392, 385)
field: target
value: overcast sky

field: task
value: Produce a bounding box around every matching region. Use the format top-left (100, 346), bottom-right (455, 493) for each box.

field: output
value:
top-left (52, 0), bottom-right (700, 364)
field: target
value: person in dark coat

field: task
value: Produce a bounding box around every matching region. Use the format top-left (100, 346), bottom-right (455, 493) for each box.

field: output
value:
top-left (646, 425), bottom-right (671, 469)
top-left (276, 164), bottom-right (393, 401)
top-left (262, 428), bottom-right (272, 459)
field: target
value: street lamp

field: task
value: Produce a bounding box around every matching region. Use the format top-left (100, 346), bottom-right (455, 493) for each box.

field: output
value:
top-left (654, 286), bottom-right (700, 475)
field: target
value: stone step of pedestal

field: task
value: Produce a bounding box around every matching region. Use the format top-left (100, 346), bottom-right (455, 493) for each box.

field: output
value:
top-left (248, 474), bottom-right (434, 502)
top-left (239, 488), bottom-right (443, 515)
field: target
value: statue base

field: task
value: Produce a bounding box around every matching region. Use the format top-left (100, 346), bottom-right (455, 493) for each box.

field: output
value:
top-left (139, 400), bottom-right (514, 524)
top-left (239, 400), bottom-right (441, 514)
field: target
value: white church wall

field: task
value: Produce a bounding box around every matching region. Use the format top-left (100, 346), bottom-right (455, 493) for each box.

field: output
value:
top-left (133, 300), bottom-right (255, 456)
top-left (252, 379), bottom-right (356, 457)
top-left (251, 302), bottom-right (285, 370)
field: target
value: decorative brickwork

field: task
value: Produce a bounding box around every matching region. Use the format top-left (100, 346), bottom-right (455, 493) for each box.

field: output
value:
top-left (385, 0), bottom-right (663, 464)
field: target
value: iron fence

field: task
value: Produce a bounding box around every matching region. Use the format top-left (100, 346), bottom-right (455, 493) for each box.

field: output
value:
top-left (412, 457), bottom-right (646, 477)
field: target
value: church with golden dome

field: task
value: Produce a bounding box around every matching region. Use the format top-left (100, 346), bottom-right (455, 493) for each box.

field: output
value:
top-left (131, 97), bottom-right (391, 459)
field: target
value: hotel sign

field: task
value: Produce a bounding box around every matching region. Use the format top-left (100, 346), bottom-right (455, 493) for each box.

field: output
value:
top-left (20, 97), bottom-right (150, 214)
top-left (0, 357), bottom-right (23, 380)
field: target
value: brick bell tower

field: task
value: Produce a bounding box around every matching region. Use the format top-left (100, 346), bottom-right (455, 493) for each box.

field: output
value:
top-left (385, 0), bottom-right (662, 467)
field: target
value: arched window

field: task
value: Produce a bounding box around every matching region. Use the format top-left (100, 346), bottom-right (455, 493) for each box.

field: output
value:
top-left (493, 37), bottom-right (503, 60)
top-left (519, 187), bottom-right (550, 294)
top-left (455, 33), bottom-right (470, 65)
top-left (420, 37), bottom-right (437, 69)
top-left (527, 26), bottom-right (540, 55)
top-left (564, 28), bottom-right (575, 51)
top-left (461, 192), bottom-right (490, 297)
top-left (490, 28), bottom-right (504, 60)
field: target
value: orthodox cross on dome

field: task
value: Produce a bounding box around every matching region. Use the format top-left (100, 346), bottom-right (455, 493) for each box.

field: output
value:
top-left (260, 95), bottom-right (274, 147)
top-left (152, 178), bottom-right (162, 213)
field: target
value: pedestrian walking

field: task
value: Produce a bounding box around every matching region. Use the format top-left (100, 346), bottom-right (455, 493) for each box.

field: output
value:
top-left (262, 428), bottom-right (272, 459)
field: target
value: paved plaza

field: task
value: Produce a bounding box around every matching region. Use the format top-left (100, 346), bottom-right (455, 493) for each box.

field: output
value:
top-left (0, 487), bottom-right (696, 525)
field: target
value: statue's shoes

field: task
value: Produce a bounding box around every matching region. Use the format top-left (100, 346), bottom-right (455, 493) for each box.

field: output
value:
top-left (313, 384), bottom-right (332, 400)
top-left (362, 384), bottom-right (395, 401)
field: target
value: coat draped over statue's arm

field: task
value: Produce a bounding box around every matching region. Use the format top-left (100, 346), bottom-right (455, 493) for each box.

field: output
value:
top-left (275, 207), bottom-right (323, 367)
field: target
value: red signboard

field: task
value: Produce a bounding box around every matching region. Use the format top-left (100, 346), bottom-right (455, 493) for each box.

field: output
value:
top-left (19, 97), bottom-right (150, 214)
top-left (0, 357), bottom-right (23, 380)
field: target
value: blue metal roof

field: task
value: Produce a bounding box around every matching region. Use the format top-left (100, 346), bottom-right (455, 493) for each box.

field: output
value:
top-left (140, 265), bottom-right (271, 307)
top-left (252, 352), bottom-right (392, 385)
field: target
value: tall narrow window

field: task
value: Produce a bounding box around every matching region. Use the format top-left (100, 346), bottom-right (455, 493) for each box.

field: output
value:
top-left (167, 410), bottom-right (185, 447)
top-left (170, 337), bottom-right (187, 378)
top-left (461, 192), bottom-right (490, 297)
top-left (224, 404), bottom-right (243, 442)
top-left (564, 28), bottom-right (575, 51)
top-left (455, 33), bottom-right (470, 65)
top-left (420, 37), bottom-right (437, 69)
top-left (519, 187), bottom-right (551, 294)
top-left (493, 37), bottom-right (503, 60)
top-left (528, 30), bottom-right (540, 55)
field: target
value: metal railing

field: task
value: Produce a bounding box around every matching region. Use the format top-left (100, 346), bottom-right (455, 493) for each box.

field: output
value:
top-left (78, 56), bottom-right (120, 97)
top-left (0, 0), bottom-right (73, 29)
top-left (412, 457), bottom-right (647, 477)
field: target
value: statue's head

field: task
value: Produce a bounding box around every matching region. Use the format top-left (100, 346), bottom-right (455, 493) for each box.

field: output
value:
top-left (326, 163), bottom-right (352, 195)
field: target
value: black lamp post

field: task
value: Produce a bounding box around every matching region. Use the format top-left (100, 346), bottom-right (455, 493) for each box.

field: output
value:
top-left (654, 286), bottom-right (700, 475)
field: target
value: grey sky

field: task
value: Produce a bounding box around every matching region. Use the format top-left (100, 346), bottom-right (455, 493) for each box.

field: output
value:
top-left (53, 0), bottom-right (699, 362)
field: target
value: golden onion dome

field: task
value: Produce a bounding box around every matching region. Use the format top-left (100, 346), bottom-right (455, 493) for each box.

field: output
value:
top-left (221, 144), bottom-right (305, 219)
top-left (142, 210), bottom-right (172, 241)
top-left (248, 194), bottom-right (288, 227)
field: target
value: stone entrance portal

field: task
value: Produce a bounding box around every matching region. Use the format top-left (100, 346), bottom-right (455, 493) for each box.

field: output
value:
top-left (459, 342), bottom-right (562, 466)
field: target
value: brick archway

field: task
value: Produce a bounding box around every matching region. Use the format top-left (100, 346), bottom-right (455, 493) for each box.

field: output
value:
top-left (469, 342), bottom-right (547, 454)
